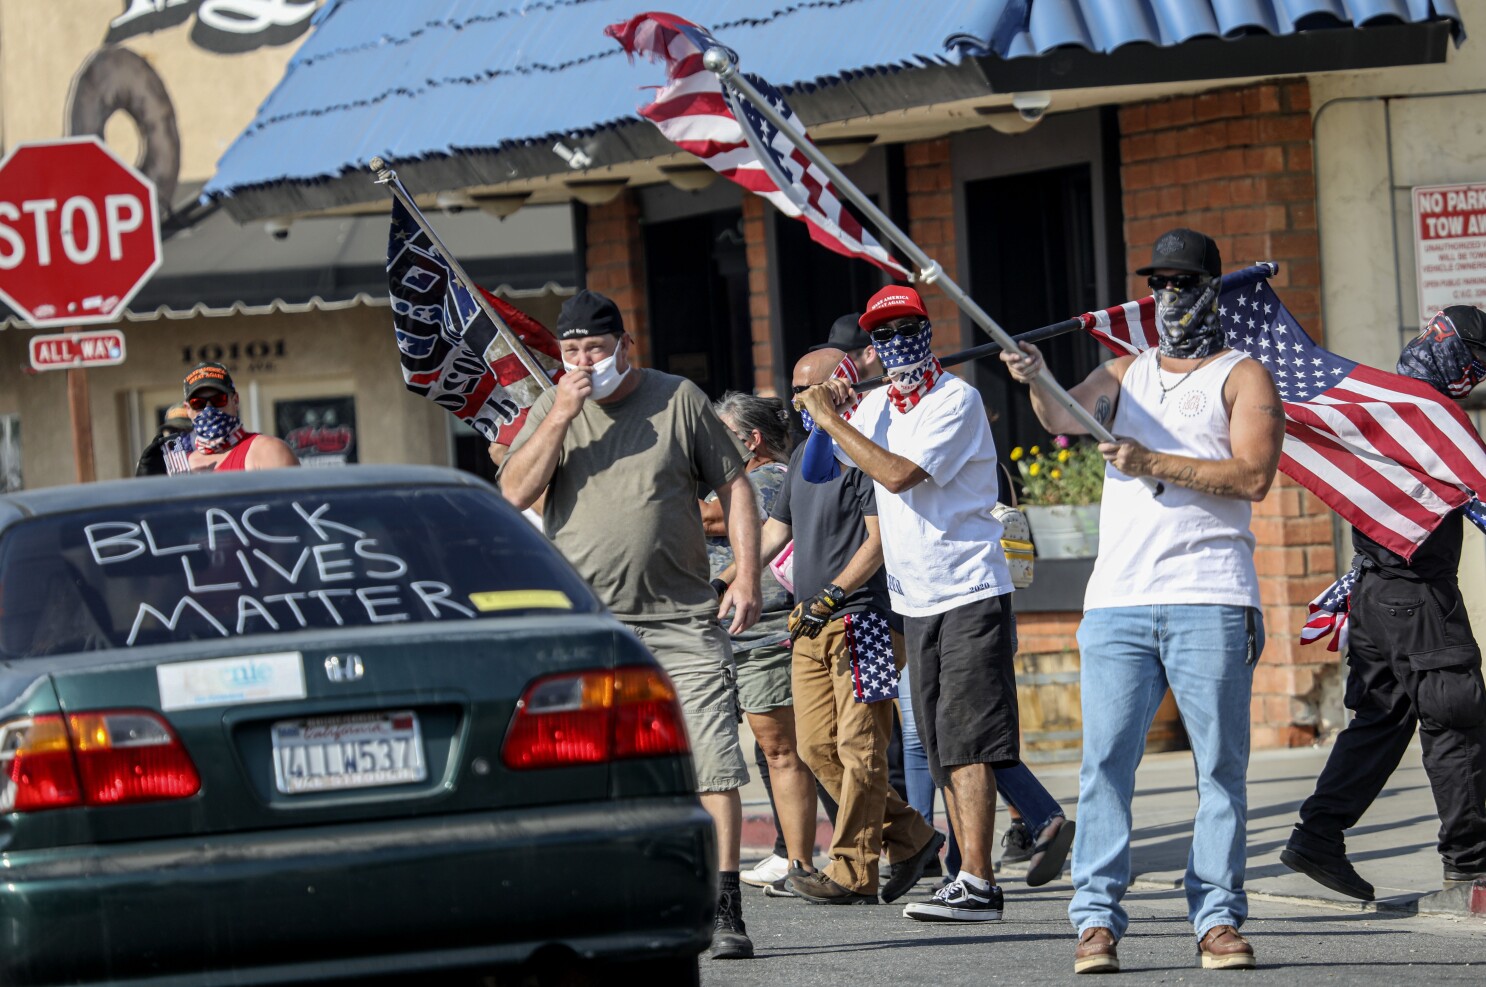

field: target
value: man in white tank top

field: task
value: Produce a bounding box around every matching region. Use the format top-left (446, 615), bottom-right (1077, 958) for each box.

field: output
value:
top-left (1003, 229), bottom-right (1284, 974)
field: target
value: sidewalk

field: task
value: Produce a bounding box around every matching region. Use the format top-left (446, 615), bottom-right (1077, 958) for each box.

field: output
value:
top-left (739, 733), bottom-right (1483, 919)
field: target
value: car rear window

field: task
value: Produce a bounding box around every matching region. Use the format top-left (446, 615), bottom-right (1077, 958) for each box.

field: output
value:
top-left (0, 485), bottom-right (600, 658)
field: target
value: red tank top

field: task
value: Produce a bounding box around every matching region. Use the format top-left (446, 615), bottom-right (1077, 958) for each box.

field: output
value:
top-left (215, 434), bottom-right (260, 471)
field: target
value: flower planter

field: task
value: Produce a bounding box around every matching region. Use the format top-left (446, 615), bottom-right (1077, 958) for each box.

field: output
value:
top-left (1023, 504), bottom-right (1095, 559)
top-left (1073, 503), bottom-right (1101, 555)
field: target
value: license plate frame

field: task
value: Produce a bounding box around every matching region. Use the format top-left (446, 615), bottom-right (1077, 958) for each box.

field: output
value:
top-left (270, 709), bottom-right (428, 795)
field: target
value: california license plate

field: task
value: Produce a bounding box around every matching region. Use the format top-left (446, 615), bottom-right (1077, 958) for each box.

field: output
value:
top-left (271, 710), bottom-right (427, 794)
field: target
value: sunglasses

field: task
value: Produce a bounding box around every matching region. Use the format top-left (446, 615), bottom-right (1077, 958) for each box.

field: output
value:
top-left (868, 318), bottom-right (928, 344)
top-left (1147, 273), bottom-right (1205, 292)
top-left (187, 392), bottom-right (230, 411)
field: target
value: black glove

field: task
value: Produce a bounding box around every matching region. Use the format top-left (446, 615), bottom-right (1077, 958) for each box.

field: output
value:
top-left (710, 578), bottom-right (729, 599)
top-left (788, 584), bottom-right (845, 642)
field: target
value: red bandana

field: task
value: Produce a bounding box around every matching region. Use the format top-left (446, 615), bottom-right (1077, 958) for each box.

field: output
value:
top-left (887, 356), bottom-right (943, 414)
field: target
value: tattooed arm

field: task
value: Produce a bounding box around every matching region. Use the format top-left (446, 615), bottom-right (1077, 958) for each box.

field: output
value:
top-left (1001, 342), bottom-right (1132, 436)
top-left (1099, 359), bottom-right (1284, 501)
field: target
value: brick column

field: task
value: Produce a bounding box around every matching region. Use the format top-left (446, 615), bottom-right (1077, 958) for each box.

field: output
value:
top-left (584, 190), bottom-right (649, 364)
top-left (1119, 80), bottom-right (1337, 748)
top-left (742, 196), bottom-right (776, 396)
top-left (904, 138), bottom-right (960, 356)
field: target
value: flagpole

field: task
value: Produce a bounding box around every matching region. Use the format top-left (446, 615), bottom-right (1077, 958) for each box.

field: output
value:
top-left (369, 157), bottom-right (553, 390)
top-left (702, 49), bottom-right (1160, 495)
top-left (855, 316), bottom-right (1091, 393)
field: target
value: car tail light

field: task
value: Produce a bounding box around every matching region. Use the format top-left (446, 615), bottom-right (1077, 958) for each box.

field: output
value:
top-left (0, 710), bottom-right (199, 813)
top-left (502, 666), bottom-right (690, 770)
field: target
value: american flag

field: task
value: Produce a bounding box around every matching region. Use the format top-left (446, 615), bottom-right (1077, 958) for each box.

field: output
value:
top-left (1301, 566), bottom-right (1356, 653)
top-left (799, 353), bottom-right (861, 483)
top-left (843, 609), bottom-right (897, 703)
top-left (1085, 264), bottom-right (1486, 562)
top-left (386, 198), bottom-right (562, 445)
top-left (607, 12), bottom-right (908, 277)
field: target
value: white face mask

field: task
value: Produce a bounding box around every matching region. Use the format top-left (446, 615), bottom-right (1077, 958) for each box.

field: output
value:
top-left (563, 350), bottom-right (630, 400)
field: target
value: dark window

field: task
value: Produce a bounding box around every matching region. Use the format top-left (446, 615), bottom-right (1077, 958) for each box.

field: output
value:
top-left (0, 487), bottom-right (599, 658)
top-left (643, 210), bottom-right (751, 398)
top-left (772, 208), bottom-right (888, 372)
top-left (963, 165), bottom-right (1104, 459)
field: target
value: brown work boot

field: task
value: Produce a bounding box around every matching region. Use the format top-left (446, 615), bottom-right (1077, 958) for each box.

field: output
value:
top-left (1074, 927), bottom-right (1119, 974)
top-left (1198, 925), bottom-right (1255, 970)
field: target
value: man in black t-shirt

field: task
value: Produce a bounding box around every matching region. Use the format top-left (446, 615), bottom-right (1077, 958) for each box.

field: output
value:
top-left (723, 348), bottom-right (943, 905)
top-left (1283, 306), bottom-right (1486, 900)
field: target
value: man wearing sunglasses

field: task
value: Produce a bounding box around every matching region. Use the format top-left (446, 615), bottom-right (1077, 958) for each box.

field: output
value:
top-left (1002, 227), bottom-right (1282, 972)
top-left (795, 284), bottom-right (1020, 925)
top-left (161, 362), bottom-right (299, 474)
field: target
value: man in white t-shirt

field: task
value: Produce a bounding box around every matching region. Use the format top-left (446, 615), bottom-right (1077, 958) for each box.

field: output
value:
top-left (796, 285), bottom-right (1017, 924)
top-left (1003, 228), bottom-right (1283, 974)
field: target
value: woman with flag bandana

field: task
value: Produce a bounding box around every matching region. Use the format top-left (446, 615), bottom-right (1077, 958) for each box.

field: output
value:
top-left (1281, 305), bottom-right (1486, 903)
top-left (796, 285), bottom-right (1021, 924)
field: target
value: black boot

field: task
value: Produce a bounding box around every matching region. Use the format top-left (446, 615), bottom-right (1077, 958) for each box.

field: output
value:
top-left (710, 883), bottom-right (755, 959)
top-left (1281, 830), bottom-right (1375, 901)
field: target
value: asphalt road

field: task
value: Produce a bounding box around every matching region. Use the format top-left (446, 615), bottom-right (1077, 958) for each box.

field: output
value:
top-left (703, 882), bottom-right (1485, 985)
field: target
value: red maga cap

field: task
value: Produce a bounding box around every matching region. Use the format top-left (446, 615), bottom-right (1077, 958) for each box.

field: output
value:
top-left (859, 285), bottom-right (928, 329)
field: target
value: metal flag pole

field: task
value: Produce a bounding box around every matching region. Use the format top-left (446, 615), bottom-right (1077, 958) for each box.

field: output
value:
top-left (369, 157), bottom-right (553, 390)
top-left (854, 316), bottom-right (1089, 393)
top-left (701, 49), bottom-right (1161, 495)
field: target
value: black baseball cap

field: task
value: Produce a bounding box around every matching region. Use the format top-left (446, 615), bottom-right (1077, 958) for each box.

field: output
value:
top-left (556, 289), bottom-right (624, 340)
top-left (183, 361), bottom-right (234, 398)
top-left (809, 312), bottom-right (869, 353)
top-left (1443, 305), bottom-right (1486, 351)
top-left (1136, 228), bottom-right (1222, 278)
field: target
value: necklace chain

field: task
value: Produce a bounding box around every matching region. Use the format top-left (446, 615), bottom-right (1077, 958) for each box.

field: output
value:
top-left (1156, 352), bottom-right (1212, 403)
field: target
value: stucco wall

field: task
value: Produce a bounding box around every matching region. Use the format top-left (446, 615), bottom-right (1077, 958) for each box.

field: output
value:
top-left (1310, 0), bottom-right (1486, 633)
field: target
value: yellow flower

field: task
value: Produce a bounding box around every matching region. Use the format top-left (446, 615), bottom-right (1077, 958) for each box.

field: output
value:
top-left (1010, 447), bottom-right (1023, 461)
top-left (1029, 445), bottom-right (1041, 456)
top-left (1028, 463), bottom-right (1041, 476)
top-left (1058, 449), bottom-right (1071, 463)
top-left (1051, 469), bottom-right (1062, 479)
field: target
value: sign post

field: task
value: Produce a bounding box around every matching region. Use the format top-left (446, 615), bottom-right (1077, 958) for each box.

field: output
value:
top-left (0, 137), bottom-right (161, 482)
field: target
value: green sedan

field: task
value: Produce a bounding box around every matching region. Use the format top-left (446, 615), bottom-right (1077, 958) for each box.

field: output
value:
top-left (0, 466), bottom-right (714, 986)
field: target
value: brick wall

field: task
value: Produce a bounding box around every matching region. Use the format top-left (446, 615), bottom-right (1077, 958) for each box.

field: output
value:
top-left (904, 138), bottom-right (961, 355)
top-left (1119, 79), bottom-right (1339, 748)
top-left (742, 196), bottom-right (776, 395)
top-left (584, 191), bottom-right (649, 364)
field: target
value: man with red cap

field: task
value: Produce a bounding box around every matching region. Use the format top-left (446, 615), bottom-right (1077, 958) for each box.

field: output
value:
top-left (796, 284), bottom-right (1020, 924)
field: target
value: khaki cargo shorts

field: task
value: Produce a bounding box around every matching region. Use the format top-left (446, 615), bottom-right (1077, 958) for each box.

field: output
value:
top-left (626, 613), bottom-right (751, 793)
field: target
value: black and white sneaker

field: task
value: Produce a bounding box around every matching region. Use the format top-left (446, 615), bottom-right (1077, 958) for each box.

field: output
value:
top-left (902, 878), bottom-right (1004, 922)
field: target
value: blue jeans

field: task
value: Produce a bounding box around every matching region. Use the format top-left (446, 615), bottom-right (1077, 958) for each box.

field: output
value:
top-left (899, 662), bottom-right (1065, 876)
top-left (1069, 605), bottom-right (1261, 941)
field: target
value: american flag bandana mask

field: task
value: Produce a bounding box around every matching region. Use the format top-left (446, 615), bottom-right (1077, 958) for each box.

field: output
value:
top-left (844, 610), bottom-right (898, 703)
top-left (1397, 310), bottom-right (1486, 398)
top-left (189, 403), bottom-right (245, 454)
top-left (799, 355), bottom-right (862, 483)
top-left (607, 12), bottom-right (907, 278)
top-left (877, 324), bottom-right (942, 413)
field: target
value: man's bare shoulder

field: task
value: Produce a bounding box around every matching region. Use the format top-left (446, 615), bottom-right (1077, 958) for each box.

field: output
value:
top-left (247, 435), bottom-right (300, 469)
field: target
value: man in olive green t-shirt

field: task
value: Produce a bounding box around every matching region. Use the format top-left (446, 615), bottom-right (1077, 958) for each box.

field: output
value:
top-left (501, 289), bottom-right (762, 960)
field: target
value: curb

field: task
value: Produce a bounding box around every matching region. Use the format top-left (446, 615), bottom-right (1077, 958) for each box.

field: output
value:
top-left (1410, 880), bottom-right (1486, 920)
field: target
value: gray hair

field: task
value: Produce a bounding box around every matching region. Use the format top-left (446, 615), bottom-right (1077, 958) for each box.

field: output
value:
top-left (713, 391), bottom-right (790, 462)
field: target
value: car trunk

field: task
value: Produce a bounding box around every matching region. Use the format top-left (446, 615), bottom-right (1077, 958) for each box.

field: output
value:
top-left (18, 615), bottom-right (628, 850)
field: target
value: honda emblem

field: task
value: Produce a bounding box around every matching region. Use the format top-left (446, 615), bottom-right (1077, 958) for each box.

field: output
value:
top-left (323, 654), bottom-right (364, 683)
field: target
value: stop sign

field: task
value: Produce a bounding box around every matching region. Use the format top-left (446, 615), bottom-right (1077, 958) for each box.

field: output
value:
top-left (0, 136), bottom-right (161, 328)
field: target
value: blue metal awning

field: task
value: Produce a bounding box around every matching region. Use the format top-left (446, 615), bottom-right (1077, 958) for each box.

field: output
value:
top-left (205, 0), bottom-right (1464, 220)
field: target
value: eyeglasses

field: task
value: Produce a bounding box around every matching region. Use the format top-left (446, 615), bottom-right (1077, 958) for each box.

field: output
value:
top-left (1147, 273), bottom-right (1204, 292)
top-left (187, 392), bottom-right (230, 411)
top-left (868, 317), bottom-right (928, 344)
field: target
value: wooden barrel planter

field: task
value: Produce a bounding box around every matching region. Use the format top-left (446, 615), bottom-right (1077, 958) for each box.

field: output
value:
top-left (1016, 649), bottom-right (1190, 764)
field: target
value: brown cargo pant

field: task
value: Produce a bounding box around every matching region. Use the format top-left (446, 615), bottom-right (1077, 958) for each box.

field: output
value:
top-left (793, 615), bottom-right (939, 892)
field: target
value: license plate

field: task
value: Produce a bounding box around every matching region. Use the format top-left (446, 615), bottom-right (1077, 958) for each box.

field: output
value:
top-left (271, 710), bottom-right (427, 794)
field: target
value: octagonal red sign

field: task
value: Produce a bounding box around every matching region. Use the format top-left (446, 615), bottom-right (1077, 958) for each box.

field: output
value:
top-left (0, 136), bottom-right (161, 328)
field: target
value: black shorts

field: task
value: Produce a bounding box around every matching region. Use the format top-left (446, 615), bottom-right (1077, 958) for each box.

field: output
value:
top-left (903, 593), bottom-right (1019, 787)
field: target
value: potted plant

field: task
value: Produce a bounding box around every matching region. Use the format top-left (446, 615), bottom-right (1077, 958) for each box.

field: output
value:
top-left (1009, 436), bottom-right (1105, 558)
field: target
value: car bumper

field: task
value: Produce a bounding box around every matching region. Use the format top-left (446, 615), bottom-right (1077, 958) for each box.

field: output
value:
top-left (1, 796), bottom-right (715, 986)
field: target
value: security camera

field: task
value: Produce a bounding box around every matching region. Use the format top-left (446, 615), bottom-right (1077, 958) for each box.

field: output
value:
top-left (264, 217), bottom-right (292, 241)
top-left (1011, 91), bottom-right (1052, 122)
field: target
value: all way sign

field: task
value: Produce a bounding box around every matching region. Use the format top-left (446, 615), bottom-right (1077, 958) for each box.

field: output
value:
top-left (29, 329), bottom-right (127, 371)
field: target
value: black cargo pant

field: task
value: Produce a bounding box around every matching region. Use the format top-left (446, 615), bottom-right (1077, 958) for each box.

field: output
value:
top-left (1294, 569), bottom-right (1486, 872)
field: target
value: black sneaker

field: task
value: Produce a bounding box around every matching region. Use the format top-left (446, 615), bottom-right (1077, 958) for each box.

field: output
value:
top-left (902, 878), bottom-right (1004, 922)
top-left (762, 875), bottom-right (797, 898)
top-left (710, 886), bottom-right (755, 959)
top-left (1280, 843), bottom-right (1374, 901)
top-left (1000, 819), bottom-right (1034, 865)
top-left (881, 830), bottom-right (947, 903)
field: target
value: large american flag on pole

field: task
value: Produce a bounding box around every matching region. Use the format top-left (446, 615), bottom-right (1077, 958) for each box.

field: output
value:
top-left (607, 12), bottom-right (908, 277)
top-left (1085, 264), bottom-right (1486, 562)
top-left (387, 198), bottom-right (563, 445)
